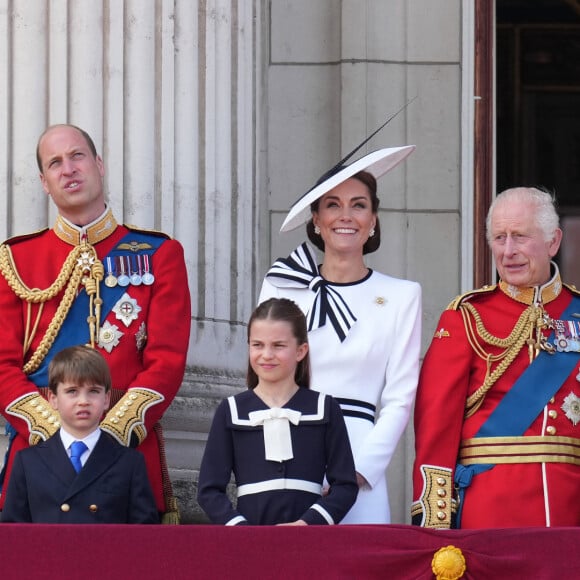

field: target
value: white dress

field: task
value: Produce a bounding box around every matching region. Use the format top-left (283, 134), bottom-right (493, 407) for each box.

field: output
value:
top-left (259, 243), bottom-right (422, 524)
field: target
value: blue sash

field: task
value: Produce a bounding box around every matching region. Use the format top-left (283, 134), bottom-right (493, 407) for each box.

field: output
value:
top-left (454, 295), bottom-right (580, 525)
top-left (27, 230), bottom-right (166, 387)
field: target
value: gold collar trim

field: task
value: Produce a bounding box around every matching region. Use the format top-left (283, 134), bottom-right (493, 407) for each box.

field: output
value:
top-left (53, 207), bottom-right (117, 246)
top-left (499, 262), bottom-right (562, 305)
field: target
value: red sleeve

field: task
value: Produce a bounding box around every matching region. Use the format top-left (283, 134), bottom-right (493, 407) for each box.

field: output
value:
top-left (118, 238), bottom-right (191, 428)
top-left (411, 307), bottom-right (473, 526)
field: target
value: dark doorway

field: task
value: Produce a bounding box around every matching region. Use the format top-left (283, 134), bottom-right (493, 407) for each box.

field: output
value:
top-left (496, 0), bottom-right (580, 286)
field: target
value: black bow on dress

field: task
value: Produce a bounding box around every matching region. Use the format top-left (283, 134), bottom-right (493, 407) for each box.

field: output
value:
top-left (265, 243), bottom-right (357, 342)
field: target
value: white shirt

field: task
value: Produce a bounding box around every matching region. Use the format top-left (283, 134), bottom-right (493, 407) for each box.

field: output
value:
top-left (59, 427), bottom-right (102, 467)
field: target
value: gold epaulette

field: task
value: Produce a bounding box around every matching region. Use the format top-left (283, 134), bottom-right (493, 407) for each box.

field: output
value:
top-left (564, 282), bottom-right (580, 297)
top-left (446, 284), bottom-right (497, 311)
top-left (1, 228), bottom-right (49, 246)
top-left (124, 224), bottom-right (171, 240)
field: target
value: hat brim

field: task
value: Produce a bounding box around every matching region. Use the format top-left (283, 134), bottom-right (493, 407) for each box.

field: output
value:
top-left (280, 145), bottom-right (416, 233)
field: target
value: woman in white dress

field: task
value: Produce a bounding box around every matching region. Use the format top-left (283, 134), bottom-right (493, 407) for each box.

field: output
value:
top-left (259, 146), bottom-right (422, 523)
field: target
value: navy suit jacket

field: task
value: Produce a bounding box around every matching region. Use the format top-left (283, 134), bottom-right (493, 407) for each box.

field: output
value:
top-left (2, 431), bottom-right (159, 523)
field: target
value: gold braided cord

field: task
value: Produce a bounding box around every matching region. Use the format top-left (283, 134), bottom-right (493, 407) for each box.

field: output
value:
top-left (462, 302), bottom-right (543, 418)
top-left (0, 242), bottom-right (104, 375)
top-left (22, 268), bottom-right (85, 374)
top-left (0, 243), bottom-right (83, 302)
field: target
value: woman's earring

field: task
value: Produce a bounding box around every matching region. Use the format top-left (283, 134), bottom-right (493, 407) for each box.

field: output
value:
top-left (314, 225), bottom-right (321, 235)
top-left (369, 227), bottom-right (375, 237)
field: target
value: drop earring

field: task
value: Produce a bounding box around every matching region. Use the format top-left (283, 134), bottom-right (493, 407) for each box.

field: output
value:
top-left (369, 227), bottom-right (375, 237)
top-left (314, 225), bottom-right (321, 235)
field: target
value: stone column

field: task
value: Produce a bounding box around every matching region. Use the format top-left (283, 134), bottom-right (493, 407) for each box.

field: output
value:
top-left (0, 0), bottom-right (266, 522)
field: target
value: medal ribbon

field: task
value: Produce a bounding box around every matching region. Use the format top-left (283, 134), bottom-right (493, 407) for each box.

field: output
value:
top-left (265, 243), bottom-right (357, 342)
top-left (554, 318), bottom-right (580, 352)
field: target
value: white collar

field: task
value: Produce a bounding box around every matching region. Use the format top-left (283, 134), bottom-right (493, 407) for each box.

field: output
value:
top-left (59, 426), bottom-right (101, 454)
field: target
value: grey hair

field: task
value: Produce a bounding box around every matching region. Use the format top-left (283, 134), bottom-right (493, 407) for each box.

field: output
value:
top-left (486, 187), bottom-right (560, 244)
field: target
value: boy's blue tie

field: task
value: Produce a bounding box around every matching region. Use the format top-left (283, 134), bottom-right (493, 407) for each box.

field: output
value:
top-left (70, 441), bottom-right (87, 473)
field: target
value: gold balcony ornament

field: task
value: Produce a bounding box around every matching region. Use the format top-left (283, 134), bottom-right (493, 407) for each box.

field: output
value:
top-left (431, 545), bottom-right (466, 580)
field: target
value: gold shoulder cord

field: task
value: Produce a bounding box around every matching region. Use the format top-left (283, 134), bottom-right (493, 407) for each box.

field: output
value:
top-left (0, 242), bottom-right (104, 375)
top-left (461, 301), bottom-right (550, 418)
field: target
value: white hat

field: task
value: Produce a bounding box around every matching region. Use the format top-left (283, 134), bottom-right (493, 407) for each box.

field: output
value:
top-left (280, 145), bottom-right (416, 232)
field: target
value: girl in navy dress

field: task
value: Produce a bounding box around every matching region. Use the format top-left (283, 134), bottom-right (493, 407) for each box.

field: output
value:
top-left (197, 298), bottom-right (358, 525)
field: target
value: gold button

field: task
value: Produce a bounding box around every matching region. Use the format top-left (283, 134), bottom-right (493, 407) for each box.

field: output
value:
top-left (89, 504), bottom-right (98, 513)
top-left (61, 503), bottom-right (70, 512)
top-left (437, 511), bottom-right (446, 520)
top-left (550, 397), bottom-right (555, 404)
top-left (546, 426), bottom-right (556, 435)
top-left (436, 477), bottom-right (446, 485)
top-left (437, 500), bottom-right (447, 508)
top-left (549, 410), bottom-right (557, 419)
top-left (437, 489), bottom-right (447, 498)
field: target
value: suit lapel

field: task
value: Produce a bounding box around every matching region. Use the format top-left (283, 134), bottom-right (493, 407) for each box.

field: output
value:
top-left (37, 435), bottom-right (78, 487)
top-left (62, 432), bottom-right (124, 500)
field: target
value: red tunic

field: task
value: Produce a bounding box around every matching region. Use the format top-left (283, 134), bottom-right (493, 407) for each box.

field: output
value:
top-left (0, 217), bottom-right (191, 513)
top-left (412, 274), bottom-right (580, 528)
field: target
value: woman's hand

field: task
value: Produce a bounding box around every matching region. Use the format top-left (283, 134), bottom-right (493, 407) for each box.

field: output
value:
top-left (356, 472), bottom-right (370, 489)
top-left (277, 520), bottom-right (308, 526)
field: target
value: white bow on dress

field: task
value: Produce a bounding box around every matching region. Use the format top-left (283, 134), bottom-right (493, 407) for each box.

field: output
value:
top-left (248, 407), bottom-right (302, 462)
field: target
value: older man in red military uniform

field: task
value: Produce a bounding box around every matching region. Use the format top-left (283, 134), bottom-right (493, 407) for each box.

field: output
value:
top-left (412, 186), bottom-right (580, 528)
top-left (0, 125), bottom-right (191, 522)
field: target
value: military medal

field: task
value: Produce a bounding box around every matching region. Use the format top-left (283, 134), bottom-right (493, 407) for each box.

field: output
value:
top-left (98, 321), bottom-right (124, 353)
top-left (141, 254), bottom-right (155, 285)
top-left (113, 293), bottom-right (142, 327)
top-left (130, 255), bottom-right (142, 286)
top-left (562, 392), bottom-right (580, 426)
top-left (135, 322), bottom-right (148, 351)
top-left (117, 256), bottom-right (130, 287)
top-left (104, 257), bottom-right (117, 288)
top-left (553, 319), bottom-right (580, 353)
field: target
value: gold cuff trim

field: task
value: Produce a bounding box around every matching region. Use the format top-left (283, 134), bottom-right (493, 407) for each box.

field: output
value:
top-left (6, 393), bottom-right (60, 444)
top-left (100, 388), bottom-right (164, 446)
top-left (416, 465), bottom-right (454, 529)
top-left (459, 435), bottom-right (580, 466)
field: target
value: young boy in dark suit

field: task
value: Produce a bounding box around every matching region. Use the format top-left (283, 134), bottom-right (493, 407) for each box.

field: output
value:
top-left (2, 345), bottom-right (159, 523)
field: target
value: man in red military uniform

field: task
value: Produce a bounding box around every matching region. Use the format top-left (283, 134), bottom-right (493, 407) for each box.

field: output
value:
top-left (0, 124), bottom-right (191, 522)
top-left (412, 186), bottom-right (580, 528)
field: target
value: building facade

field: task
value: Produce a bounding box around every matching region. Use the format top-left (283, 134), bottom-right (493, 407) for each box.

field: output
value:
top-left (0, 0), bottom-right (481, 523)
